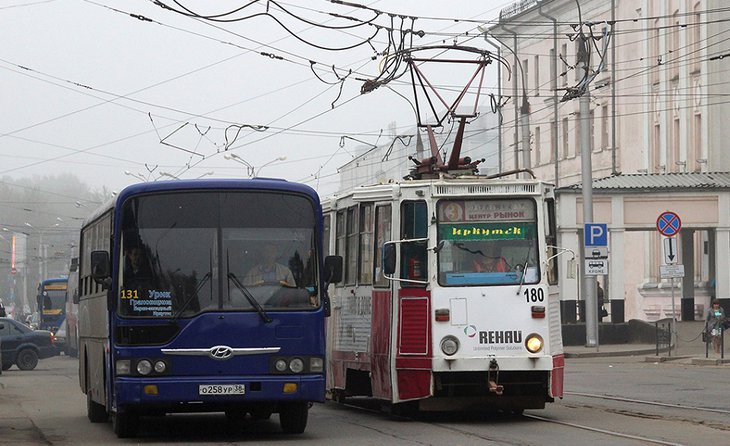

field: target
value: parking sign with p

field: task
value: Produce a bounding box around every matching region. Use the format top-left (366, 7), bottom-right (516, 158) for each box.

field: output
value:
top-left (584, 223), bottom-right (608, 259)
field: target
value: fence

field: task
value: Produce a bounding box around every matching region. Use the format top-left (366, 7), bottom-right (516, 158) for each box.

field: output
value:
top-left (654, 318), bottom-right (673, 356)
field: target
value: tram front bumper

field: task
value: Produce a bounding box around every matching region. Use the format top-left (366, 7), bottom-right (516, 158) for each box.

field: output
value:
top-left (432, 355), bottom-right (553, 372)
top-left (114, 374), bottom-right (325, 407)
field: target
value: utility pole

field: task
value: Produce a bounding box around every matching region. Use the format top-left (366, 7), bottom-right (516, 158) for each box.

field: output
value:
top-left (580, 87), bottom-right (598, 348)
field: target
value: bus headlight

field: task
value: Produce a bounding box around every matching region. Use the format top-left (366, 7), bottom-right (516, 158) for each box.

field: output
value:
top-left (289, 358), bottom-right (304, 373)
top-left (275, 359), bottom-right (288, 372)
top-left (525, 333), bottom-right (544, 353)
top-left (116, 359), bottom-right (131, 375)
top-left (440, 336), bottom-right (460, 356)
top-left (309, 357), bottom-right (324, 373)
top-left (153, 360), bottom-right (167, 373)
top-left (136, 359), bottom-right (153, 375)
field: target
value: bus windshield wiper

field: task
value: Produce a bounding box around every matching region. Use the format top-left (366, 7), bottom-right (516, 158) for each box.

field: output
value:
top-left (228, 272), bottom-right (272, 324)
top-left (172, 271), bottom-right (211, 321)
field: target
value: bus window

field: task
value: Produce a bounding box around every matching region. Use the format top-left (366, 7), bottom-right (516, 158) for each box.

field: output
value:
top-left (400, 201), bottom-right (427, 286)
top-left (436, 198), bottom-right (540, 286)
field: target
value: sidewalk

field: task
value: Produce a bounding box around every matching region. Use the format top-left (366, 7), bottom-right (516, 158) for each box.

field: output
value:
top-left (563, 320), bottom-right (730, 365)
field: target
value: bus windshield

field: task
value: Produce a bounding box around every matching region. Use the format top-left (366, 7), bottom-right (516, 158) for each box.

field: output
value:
top-left (42, 289), bottom-right (66, 313)
top-left (436, 198), bottom-right (540, 286)
top-left (118, 191), bottom-right (318, 318)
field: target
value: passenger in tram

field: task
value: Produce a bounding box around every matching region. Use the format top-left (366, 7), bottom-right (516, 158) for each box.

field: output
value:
top-left (473, 246), bottom-right (509, 273)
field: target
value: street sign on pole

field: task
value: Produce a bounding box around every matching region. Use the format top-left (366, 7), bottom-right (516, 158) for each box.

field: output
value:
top-left (585, 259), bottom-right (608, 275)
top-left (660, 264), bottom-right (685, 279)
top-left (662, 237), bottom-right (678, 264)
top-left (584, 223), bottom-right (608, 258)
top-left (656, 211), bottom-right (681, 237)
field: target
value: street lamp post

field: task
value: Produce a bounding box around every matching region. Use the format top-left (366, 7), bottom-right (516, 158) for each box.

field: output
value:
top-left (256, 156), bottom-right (287, 177)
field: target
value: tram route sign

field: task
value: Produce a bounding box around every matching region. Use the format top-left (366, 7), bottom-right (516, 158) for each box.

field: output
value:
top-left (656, 211), bottom-right (681, 237)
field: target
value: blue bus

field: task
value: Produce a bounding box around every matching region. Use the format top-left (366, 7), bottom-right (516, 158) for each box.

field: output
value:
top-left (37, 278), bottom-right (68, 333)
top-left (78, 179), bottom-right (342, 438)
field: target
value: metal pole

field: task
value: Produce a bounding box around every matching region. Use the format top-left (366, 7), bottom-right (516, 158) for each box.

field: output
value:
top-left (521, 99), bottom-right (531, 178)
top-left (580, 88), bottom-right (598, 348)
top-left (670, 277), bottom-right (676, 356)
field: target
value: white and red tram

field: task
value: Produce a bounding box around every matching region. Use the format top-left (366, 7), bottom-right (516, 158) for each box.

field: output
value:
top-left (323, 175), bottom-right (564, 412)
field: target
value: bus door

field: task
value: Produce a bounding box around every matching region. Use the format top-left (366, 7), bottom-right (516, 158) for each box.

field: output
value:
top-left (394, 200), bottom-right (431, 402)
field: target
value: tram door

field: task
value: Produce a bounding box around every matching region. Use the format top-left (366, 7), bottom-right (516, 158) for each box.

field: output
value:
top-left (395, 200), bottom-right (432, 401)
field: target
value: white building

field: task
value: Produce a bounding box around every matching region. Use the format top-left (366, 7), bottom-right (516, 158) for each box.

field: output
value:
top-left (489, 0), bottom-right (730, 322)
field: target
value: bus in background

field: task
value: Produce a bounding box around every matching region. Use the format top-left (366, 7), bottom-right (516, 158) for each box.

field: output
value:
top-left (37, 278), bottom-right (68, 334)
top-left (78, 179), bottom-right (341, 438)
top-left (65, 257), bottom-right (79, 357)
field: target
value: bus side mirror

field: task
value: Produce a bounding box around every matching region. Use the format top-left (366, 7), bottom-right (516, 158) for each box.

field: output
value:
top-left (90, 250), bottom-right (112, 289)
top-left (324, 256), bottom-right (343, 284)
top-left (383, 243), bottom-right (396, 275)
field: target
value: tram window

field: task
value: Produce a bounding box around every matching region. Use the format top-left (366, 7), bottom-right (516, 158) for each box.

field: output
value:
top-left (436, 198), bottom-right (540, 287)
top-left (323, 214), bottom-right (331, 255)
top-left (359, 203), bottom-right (374, 284)
top-left (345, 206), bottom-right (358, 285)
top-left (545, 198), bottom-right (558, 285)
top-left (335, 211), bottom-right (346, 286)
top-left (373, 204), bottom-right (392, 287)
top-left (400, 201), bottom-right (427, 287)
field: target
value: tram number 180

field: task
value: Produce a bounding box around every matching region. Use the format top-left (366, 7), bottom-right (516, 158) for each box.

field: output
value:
top-left (524, 288), bottom-right (545, 303)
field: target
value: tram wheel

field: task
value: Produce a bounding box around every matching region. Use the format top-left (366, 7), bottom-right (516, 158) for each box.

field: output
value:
top-left (279, 402), bottom-right (308, 434)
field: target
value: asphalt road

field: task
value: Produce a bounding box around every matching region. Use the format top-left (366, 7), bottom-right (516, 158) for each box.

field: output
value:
top-left (0, 355), bottom-right (728, 445)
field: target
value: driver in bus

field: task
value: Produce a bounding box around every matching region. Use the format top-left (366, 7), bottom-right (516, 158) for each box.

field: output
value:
top-left (244, 243), bottom-right (295, 287)
top-left (123, 245), bottom-right (152, 289)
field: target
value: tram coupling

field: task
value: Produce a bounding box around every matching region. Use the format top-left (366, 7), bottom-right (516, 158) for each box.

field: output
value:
top-left (487, 359), bottom-right (504, 396)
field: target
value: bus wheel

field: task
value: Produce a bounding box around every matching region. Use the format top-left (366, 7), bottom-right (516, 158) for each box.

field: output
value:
top-left (86, 392), bottom-right (108, 423)
top-left (279, 402), bottom-right (308, 434)
top-left (113, 410), bottom-right (139, 438)
top-left (16, 349), bottom-right (38, 371)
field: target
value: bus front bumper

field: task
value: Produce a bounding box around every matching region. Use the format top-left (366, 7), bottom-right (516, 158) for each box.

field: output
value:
top-left (115, 374), bottom-right (325, 408)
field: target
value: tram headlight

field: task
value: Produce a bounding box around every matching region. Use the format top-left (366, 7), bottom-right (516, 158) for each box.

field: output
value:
top-left (440, 336), bottom-right (460, 356)
top-left (153, 360), bottom-right (167, 374)
top-left (275, 359), bottom-right (288, 372)
top-left (136, 359), bottom-right (153, 375)
top-left (289, 358), bottom-right (305, 373)
top-left (525, 333), bottom-right (544, 354)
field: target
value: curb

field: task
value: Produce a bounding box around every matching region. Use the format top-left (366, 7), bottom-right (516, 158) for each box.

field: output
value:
top-left (565, 347), bottom-right (669, 359)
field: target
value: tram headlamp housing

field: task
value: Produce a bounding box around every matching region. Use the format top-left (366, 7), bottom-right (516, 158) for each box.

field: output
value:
top-left (525, 333), bottom-right (544, 354)
top-left (440, 335), bottom-right (460, 356)
top-left (136, 359), bottom-right (153, 375)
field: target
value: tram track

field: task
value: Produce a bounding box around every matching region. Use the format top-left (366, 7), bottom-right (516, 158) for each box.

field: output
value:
top-left (564, 391), bottom-right (730, 415)
top-left (339, 399), bottom-right (696, 446)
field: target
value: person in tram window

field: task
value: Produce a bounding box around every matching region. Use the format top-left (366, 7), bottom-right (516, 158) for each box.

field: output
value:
top-left (473, 245), bottom-right (509, 273)
top-left (244, 242), bottom-right (295, 287)
top-left (706, 299), bottom-right (726, 355)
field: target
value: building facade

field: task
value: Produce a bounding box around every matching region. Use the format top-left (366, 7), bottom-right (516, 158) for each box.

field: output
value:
top-left (489, 0), bottom-right (730, 321)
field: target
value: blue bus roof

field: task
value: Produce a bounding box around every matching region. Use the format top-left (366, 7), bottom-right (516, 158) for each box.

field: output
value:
top-left (84, 178), bottom-right (320, 227)
top-left (40, 277), bottom-right (68, 285)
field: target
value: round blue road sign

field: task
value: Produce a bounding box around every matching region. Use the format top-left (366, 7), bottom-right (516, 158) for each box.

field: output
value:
top-left (656, 211), bottom-right (681, 237)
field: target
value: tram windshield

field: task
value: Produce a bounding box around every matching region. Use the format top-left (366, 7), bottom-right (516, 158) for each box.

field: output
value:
top-left (436, 198), bottom-right (540, 286)
top-left (118, 191), bottom-right (318, 318)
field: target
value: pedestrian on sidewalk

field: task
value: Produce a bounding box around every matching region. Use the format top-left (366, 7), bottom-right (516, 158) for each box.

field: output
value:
top-left (705, 299), bottom-right (726, 355)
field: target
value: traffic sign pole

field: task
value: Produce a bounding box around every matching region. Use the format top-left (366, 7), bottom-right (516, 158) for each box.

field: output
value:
top-left (657, 211), bottom-right (682, 350)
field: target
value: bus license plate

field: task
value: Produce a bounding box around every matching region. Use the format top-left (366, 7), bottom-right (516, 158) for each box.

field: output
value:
top-left (198, 384), bottom-right (245, 395)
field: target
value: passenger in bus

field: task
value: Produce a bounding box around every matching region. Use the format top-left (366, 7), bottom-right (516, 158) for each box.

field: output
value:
top-left (244, 243), bottom-right (295, 287)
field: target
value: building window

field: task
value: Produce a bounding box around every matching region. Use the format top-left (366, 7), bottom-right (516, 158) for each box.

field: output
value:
top-left (522, 58), bottom-right (529, 94)
top-left (534, 126), bottom-right (541, 166)
top-left (562, 117), bottom-right (569, 159)
top-left (692, 113), bottom-right (702, 171)
top-left (534, 55), bottom-right (540, 96)
top-left (601, 104), bottom-right (609, 150)
top-left (550, 121), bottom-right (557, 162)
top-left (589, 109), bottom-right (596, 152)
top-left (561, 43), bottom-right (568, 87)
top-left (549, 48), bottom-right (556, 91)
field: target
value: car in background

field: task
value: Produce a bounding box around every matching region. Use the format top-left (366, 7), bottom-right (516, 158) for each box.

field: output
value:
top-left (0, 317), bottom-right (57, 371)
top-left (54, 319), bottom-right (67, 354)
